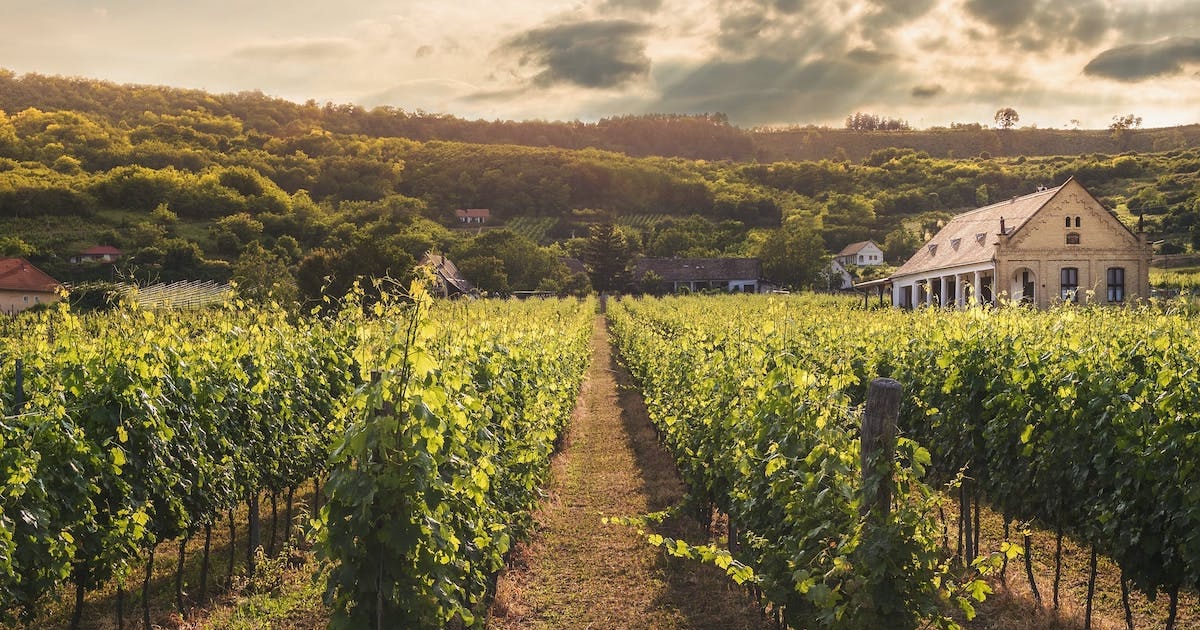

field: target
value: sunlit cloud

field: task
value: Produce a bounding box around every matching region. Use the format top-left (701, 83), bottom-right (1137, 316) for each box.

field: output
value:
top-left (0, 0), bottom-right (1194, 128)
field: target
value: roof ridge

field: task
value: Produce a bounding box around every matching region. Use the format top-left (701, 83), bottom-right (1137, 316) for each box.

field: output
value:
top-left (950, 183), bottom-right (1064, 219)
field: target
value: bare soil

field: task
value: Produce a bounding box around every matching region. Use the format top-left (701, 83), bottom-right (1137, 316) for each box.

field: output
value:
top-left (487, 316), bottom-right (770, 630)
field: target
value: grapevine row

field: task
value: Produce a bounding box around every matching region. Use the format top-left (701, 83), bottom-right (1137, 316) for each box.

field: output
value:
top-left (318, 286), bottom-right (593, 628)
top-left (0, 297), bottom-right (356, 623)
top-left (608, 295), bottom-right (976, 629)
top-left (0, 287), bottom-right (593, 628)
top-left (610, 294), bottom-right (1200, 626)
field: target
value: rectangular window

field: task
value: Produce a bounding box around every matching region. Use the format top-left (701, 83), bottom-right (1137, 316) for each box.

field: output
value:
top-left (1060, 267), bottom-right (1079, 301)
top-left (1107, 267), bottom-right (1125, 302)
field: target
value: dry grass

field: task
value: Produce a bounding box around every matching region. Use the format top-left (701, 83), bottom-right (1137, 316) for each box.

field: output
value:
top-left (936, 492), bottom-right (1197, 630)
top-left (487, 316), bottom-right (771, 630)
top-left (6, 487), bottom-right (329, 630)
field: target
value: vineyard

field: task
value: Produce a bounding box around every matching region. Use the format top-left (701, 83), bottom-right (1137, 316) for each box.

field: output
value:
top-left (501, 216), bottom-right (559, 244)
top-left (2, 290), bottom-right (1198, 629)
top-left (608, 294), bottom-right (1199, 629)
top-left (0, 286), bottom-right (593, 629)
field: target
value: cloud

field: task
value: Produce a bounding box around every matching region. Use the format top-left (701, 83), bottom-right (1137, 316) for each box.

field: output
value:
top-left (231, 38), bottom-right (355, 63)
top-left (650, 55), bottom-right (891, 123)
top-left (861, 0), bottom-right (937, 33)
top-left (911, 83), bottom-right (944, 98)
top-left (498, 19), bottom-right (652, 89)
top-left (717, 9), bottom-right (769, 53)
top-left (598, 0), bottom-right (664, 12)
top-left (771, 0), bottom-right (807, 14)
top-left (962, 0), bottom-right (1109, 52)
top-left (1111, 1), bottom-right (1200, 42)
top-left (963, 0), bottom-right (1036, 33)
top-left (1084, 36), bottom-right (1200, 81)
top-left (415, 45), bottom-right (433, 59)
top-left (846, 47), bottom-right (895, 64)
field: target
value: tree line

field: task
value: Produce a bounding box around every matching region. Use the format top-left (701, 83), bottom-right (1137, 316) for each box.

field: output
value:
top-left (1, 75), bottom-right (1197, 300)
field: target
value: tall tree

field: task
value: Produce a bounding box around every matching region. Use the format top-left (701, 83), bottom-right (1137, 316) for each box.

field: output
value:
top-left (582, 223), bottom-right (631, 292)
top-left (994, 107), bottom-right (1019, 130)
top-left (758, 218), bottom-right (828, 289)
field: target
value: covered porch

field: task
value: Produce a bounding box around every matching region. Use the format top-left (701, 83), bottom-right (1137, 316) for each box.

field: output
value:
top-left (891, 263), bottom-right (996, 309)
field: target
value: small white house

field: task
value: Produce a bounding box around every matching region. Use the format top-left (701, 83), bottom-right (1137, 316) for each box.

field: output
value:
top-left (831, 241), bottom-right (884, 290)
top-left (834, 241), bottom-right (884, 267)
top-left (455, 209), bottom-right (490, 224)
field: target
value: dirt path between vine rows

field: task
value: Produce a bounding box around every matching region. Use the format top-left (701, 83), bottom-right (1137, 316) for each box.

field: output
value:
top-left (486, 316), bottom-right (769, 630)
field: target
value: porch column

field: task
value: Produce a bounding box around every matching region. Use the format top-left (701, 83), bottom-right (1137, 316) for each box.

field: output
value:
top-left (936, 276), bottom-right (945, 307)
top-left (954, 273), bottom-right (964, 306)
top-left (973, 272), bottom-right (982, 306)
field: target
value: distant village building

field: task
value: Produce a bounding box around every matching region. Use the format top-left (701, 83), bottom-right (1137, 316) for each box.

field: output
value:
top-left (69, 245), bottom-right (124, 264)
top-left (455, 209), bottom-right (490, 225)
top-left (634, 257), bottom-right (764, 293)
top-left (883, 178), bottom-right (1151, 308)
top-left (418, 253), bottom-right (475, 298)
top-left (0, 258), bottom-right (62, 314)
top-left (834, 240), bottom-right (884, 267)
top-left (831, 240), bottom-right (884, 290)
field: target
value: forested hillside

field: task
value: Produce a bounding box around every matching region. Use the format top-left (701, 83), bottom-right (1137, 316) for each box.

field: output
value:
top-left (1, 69), bottom-right (1198, 300)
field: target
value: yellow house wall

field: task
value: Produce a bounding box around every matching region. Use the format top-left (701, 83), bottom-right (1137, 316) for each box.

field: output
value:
top-left (0, 290), bottom-right (60, 314)
top-left (995, 180), bottom-right (1151, 307)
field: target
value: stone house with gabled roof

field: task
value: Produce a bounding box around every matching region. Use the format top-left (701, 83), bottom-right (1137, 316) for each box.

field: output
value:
top-left (886, 177), bottom-right (1152, 308)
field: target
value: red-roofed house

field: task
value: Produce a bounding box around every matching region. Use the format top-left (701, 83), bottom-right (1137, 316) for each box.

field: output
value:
top-left (0, 258), bottom-right (62, 314)
top-left (455, 209), bottom-right (490, 224)
top-left (70, 245), bottom-right (124, 264)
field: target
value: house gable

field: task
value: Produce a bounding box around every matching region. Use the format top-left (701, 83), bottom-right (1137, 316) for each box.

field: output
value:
top-left (1006, 179), bottom-right (1139, 249)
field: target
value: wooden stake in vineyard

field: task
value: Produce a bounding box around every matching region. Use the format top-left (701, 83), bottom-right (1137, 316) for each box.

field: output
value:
top-left (861, 377), bottom-right (901, 517)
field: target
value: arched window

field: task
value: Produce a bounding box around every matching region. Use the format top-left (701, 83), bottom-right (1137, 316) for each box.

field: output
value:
top-left (1075, 216), bottom-right (1081, 228)
top-left (1066, 232), bottom-right (1081, 245)
top-left (1065, 216), bottom-right (1072, 227)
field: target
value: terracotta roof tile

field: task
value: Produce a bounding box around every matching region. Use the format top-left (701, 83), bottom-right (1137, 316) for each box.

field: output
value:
top-left (80, 245), bottom-right (123, 256)
top-left (0, 258), bottom-right (61, 293)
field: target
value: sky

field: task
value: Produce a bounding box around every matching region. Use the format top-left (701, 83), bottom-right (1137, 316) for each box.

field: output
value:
top-left (1, 0), bottom-right (1198, 130)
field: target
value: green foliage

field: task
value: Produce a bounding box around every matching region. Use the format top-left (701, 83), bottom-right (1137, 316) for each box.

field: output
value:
top-left (1, 74), bottom-right (1197, 301)
top-left (608, 296), bottom-right (981, 629)
top-left (318, 285), bottom-right (593, 628)
top-left (581, 223), bottom-right (631, 292)
top-left (757, 218), bottom-right (828, 289)
top-left (451, 229), bottom-right (563, 293)
top-left (0, 297), bottom-right (358, 621)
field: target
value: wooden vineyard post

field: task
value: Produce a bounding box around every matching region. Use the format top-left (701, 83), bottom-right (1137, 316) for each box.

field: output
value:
top-left (861, 378), bottom-right (901, 517)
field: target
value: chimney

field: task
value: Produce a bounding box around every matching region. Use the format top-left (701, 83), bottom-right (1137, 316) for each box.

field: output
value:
top-left (1000, 216), bottom-right (1006, 234)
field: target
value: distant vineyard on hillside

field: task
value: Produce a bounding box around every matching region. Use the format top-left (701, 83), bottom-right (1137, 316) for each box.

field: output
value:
top-left (503, 216), bottom-right (560, 243)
